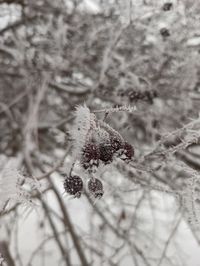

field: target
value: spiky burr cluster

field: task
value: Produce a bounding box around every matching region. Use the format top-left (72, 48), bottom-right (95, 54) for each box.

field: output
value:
top-left (67, 105), bottom-right (135, 199)
top-left (63, 175), bottom-right (83, 198)
top-left (88, 177), bottom-right (104, 198)
top-left (63, 174), bottom-right (104, 199)
top-left (73, 109), bottom-right (134, 172)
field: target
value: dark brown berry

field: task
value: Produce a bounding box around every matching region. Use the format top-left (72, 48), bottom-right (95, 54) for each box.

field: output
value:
top-left (144, 91), bottom-right (154, 104)
top-left (119, 71), bottom-right (126, 77)
top-left (64, 175), bottom-right (83, 198)
top-left (160, 28), bottom-right (170, 37)
top-left (99, 143), bottom-right (114, 164)
top-left (129, 91), bottom-right (140, 102)
top-left (88, 178), bottom-right (104, 198)
top-left (152, 119), bottom-right (159, 128)
top-left (81, 143), bottom-right (100, 170)
top-left (163, 2), bottom-right (173, 11)
top-left (110, 136), bottom-right (123, 152)
top-left (120, 142), bottom-right (134, 162)
top-left (152, 90), bottom-right (158, 98)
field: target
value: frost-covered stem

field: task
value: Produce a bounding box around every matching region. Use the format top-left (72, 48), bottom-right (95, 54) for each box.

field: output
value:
top-left (49, 178), bottom-right (90, 266)
top-left (157, 215), bottom-right (182, 266)
top-left (41, 198), bottom-right (71, 266)
top-left (36, 147), bottom-right (70, 180)
top-left (34, 158), bottom-right (89, 265)
top-left (85, 193), bottom-right (150, 266)
top-left (93, 105), bottom-right (137, 114)
top-left (69, 161), bottom-right (76, 176)
top-left (27, 231), bottom-right (69, 266)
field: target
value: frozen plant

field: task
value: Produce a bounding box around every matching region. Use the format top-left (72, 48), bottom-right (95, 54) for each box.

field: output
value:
top-left (66, 104), bottom-right (134, 198)
top-left (0, 167), bottom-right (40, 213)
top-left (63, 173), bottom-right (83, 198)
top-left (87, 177), bottom-right (104, 199)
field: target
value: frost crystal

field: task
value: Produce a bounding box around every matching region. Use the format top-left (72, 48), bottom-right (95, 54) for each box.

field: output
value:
top-left (70, 104), bottom-right (96, 158)
top-left (0, 168), bottom-right (38, 212)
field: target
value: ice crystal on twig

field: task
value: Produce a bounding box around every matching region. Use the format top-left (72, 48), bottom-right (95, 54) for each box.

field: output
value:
top-left (70, 104), bottom-right (96, 158)
top-left (181, 176), bottom-right (200, 225)
top-left (93, 105), bottom-right (137, 114)
top-left (0, 168), bottom-right (39, 212)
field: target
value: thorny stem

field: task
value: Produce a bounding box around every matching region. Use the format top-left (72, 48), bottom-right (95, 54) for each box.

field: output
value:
top-left (35, 158), bottom-right (90, 266)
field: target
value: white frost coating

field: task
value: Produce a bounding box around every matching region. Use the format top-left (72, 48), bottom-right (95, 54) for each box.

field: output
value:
top-left (98, 120), bottom-right (124, 142)
top-left (187, 37), bottom-right (200, 47)
top-left (0, 160), bottom-right (40, 212)
top-left (79, 0), bottom-right (101, 14)
top-left (93, 126), bottom-right (110, 144)
top-left (0, 168), bottom-right (23, 211)
top-left (0, 168), bottom-right (30, 211)
top-left (70, 104), bottom-right (95, 158)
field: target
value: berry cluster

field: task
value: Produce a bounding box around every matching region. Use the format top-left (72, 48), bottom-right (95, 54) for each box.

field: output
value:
top-left (119, 89), bottom-right (158, 104)
top-left (162, 2), bottom-right (173, 11)
top-left (81, 142), bottom-right (100, 170)
top-left (81, 125), bottom-right (134, 172)
top-left (99, 142), bottom-right (114, 164)
top-left (68, 105), bottom-right (135, 200)
top-left (160, 28), bottom-right (170, 38)
top-left (63, 174), bottom-right (104, 199)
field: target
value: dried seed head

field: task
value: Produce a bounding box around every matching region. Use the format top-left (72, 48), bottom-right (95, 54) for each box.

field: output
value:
top-left (81, 143), bottom-right (100, 170)
top-left (64, 175), bottom-right (83, 198)
top-left (120, 142), bottom-right (134, 162)
top-left (88, 178), bottom-right (104, 198)
top-left (70, 104), bottom-right (91, 158)
top-left (110, 136), bottom-right (124, 152)
top-left (162, 2), bottom-right (173, 11)
top-left (99, 121), bottom-right (124, 145)
top-left (160, 28), bottom-right (170, 37)
top-left (99, 143), bottom-right (114, 164)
